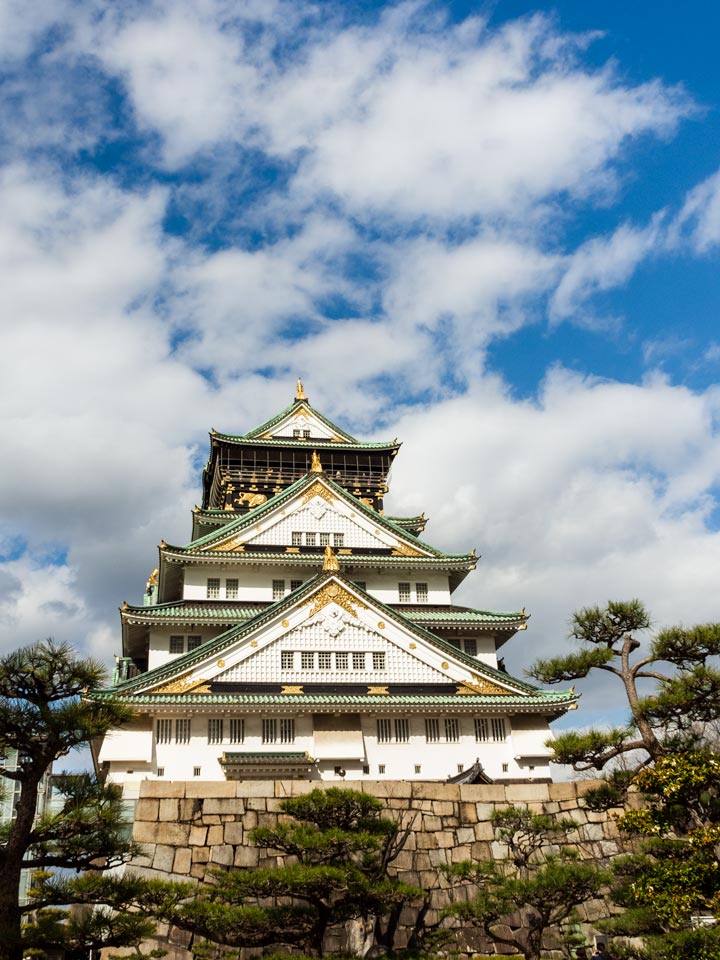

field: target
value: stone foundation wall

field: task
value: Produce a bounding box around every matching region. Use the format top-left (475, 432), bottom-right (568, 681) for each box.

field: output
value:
top-left (129, 778), bottom-right (629, 957)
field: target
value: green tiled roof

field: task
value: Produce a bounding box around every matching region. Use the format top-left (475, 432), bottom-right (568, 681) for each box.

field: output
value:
top-left (92, 691), bottom-right (575, 707)
top-left (221, 751), bottom-right (313, 763)
top-left (240, 399), bottom-right (359, 443)
top-left (163, 548), bottom-right (474, 568)
top-left (179, 472), bottom-right (451, 559)
top-left (213, 435), bottom-right (397, 451)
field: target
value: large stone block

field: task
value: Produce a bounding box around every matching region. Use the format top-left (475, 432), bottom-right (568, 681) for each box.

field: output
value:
top-left (210, 844), bottom-right (234, 866)
top-left (435, 831), bottom-right (455, 849)
top-left (159, 799), bottom-right (180, 820)
top-left (188, 825), bottom-right (207, 846)
top-left (206, 825), bottom-right (224, 845)
top-left (504, 782), bottom-right (550, 803)
top-left (432, 800), bottom-right (456, 817)
top-left (548, 781), bottom-right (583, 801)
top-left (363, 780), bottom-right (412, 799)
top-left (155, 822), bottom-right (191, 846)
top-left (185, 781), bottom-right (236, 798)
top-left (179, 798), bottom-right (203, 820)
top-left (459, 802), bottom-right (479, 824)
top-left (234, 845), bottom-right (260, 867)
top-left (455, 827), bottom-right (474, 845)
top-left (224, 822), bottom-right (244, 844)
top-left (411, 782), bottom-right (459, 801)
top-left (204, 798), bottom-right (244, 815)
top-left (473, 821), bottom-right (495, 841)
top-left (135, 798), bottom-right (160, 821)
top-left (192, 847), bottom-right (210, 863)
top-left (153, 844), bottom-right (177, 872)
top-left (246, 797), bottom-right (267, 811)
top-left (139, 781), bottom-right (186, 799)
top-left (458, 784), bottom-right (506, 802)
top-left (133, 821), bottom-right (161, 844)
top-left (173, 848), bottom-right (192, 874)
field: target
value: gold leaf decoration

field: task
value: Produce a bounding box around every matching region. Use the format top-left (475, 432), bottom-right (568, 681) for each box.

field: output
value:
top-left (306, 582), bottom-right (367, 618)
top-left (301, 481), bottom-right (336, 505)
top-left (456, 674), bottom-right (514, 696)
top-left (281, 685), bottom-right (304, 695)
top-left (391, 542), bottom-right (423, 557)
top-left (281, 619), bottom-right (290, 628)
top-left (150, 674), bottom-right (209, 695)
top-left (367, 685), bottom-right (389, 695)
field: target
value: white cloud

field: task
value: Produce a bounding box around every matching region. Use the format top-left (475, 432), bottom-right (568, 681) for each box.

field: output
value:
top-left (672, 167), bottom-right (720, 253)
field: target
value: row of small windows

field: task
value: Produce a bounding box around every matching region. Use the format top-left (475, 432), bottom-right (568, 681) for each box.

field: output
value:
top-left (169, 635), bottom-right (202, 654)
top-left (377, 717), bottom-right (506, 743)
top-left (155, 716), bottom-right (505, 747)
top-left (291, 532), bottom-right (344, 547)
top-left (398, 582), bottom-right (428, 603)
top-left (447, 637), bottom-right (479, 657)
top-left (281, 651), bottom-right (386, 671)
top-left (157, 718), bottom-right (295, 745)
top-left (207, 578), bottom-right (238, 599)
top-left (292, 428), bottom-right (312, 438)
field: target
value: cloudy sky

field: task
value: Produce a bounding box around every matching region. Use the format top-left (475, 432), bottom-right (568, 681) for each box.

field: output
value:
top-left (1, 0), bottom-right (719, 732)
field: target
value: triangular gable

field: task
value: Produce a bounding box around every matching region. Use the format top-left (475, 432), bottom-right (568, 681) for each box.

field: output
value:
top-left (112, 576), bottom-right (531, 699)
top-left (181, 474), bottom-right (443, 559)
top-left (244, 402), bottom-right (357, 443)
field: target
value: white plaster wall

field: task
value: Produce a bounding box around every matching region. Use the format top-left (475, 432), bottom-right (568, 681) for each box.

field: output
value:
top-left (148, 628), bottom-right (212, 671)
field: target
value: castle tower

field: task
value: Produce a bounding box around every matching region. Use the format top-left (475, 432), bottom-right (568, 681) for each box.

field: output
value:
top-left (93, 384), bottom-right (576, 791)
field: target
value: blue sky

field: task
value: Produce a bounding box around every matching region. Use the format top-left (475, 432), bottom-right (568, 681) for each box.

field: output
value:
top-left (1, 0), bottom-right (719, 732)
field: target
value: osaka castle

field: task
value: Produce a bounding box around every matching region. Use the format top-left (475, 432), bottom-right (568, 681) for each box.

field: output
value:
top-left (93, 381), bottom-right (576, 790)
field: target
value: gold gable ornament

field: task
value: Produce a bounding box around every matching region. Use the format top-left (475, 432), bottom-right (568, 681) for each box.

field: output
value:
top-left (311, 450), bottom-right (323, 473)
top-left (323, 544), bottom-right (340, 572)
top-left (306, 582), bottom-right (367, 618)
top-left (456, 675), bottom-right (514, 696)
top-left (301, 481), bottom-right (336, 505)
top-left (151, 674), bottom-right (211, 695)
top-left (295, 378), bottom-right (307, 401)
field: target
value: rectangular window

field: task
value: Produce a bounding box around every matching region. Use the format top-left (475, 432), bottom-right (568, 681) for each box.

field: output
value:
top-left (415, 582), bottom-right (428, 603)
top-left (225, 579), bottom-right (238, 599)
top-left (272, 579), bottom-right (285, 600)
top-left (377, 719), bottom-right (392, 743)
top-left (157, 767), bottom-right (164, 777)
top-left (333, 533), bottom-right (344, 547)
top-left (378, 764), bottom-right (385, 774)
top-left (175, 719), bottom-right (191, 744)
top-left (301, 651), bottom-right (315, 670)
top-left (290, 579), bottom-right (302, 591)
top-left (229, 719), bottom-right (245, 743)
top-left (319, 533), bottom-right (331, 546)
top-left (318, 652), bottom-right (332, 670)
top-left (464, 638), bottom-right (478, 657)
top-left (303, 429), bottom-right (311, 438)
top-left (394, 719), bottom-right (410, 742)
top-left (280, 719), bottom-right (295, 743)
top-left (502, 763), bottom-right (509, 773)
top-left (156, 719), bottom-right (172, 744)
top-left (352, 652), bottom-right (365, 671)
top-left (208, 719), bottom-right (224, 744)
top-left (291, 532), bottom-right (303, 546)
top-left (305, 533), bottom-right (316, 546)
top-left (444, 718), bottom-right (460, 742)
top-left (415, 765), bottom-right (421, 774)
top-left (491, 718), bottom-right (506, 741)
top-left (262, 719), bottom-right (277, 743)
top-left (169, 635), bottom-right (184, 654)
top-left (293, 429), bottom-right (300, 438)
top-left (336, 652), bottom-right (349, 670)
top-left (207, 578), bottom-right (220, 599)
top-left (362, 764), bottom-right (370, 775)
top-left (187, 635), bottom-right (202, 651)
top-left (281, 651), bottom-right (294, 671)
top-left (398, 582), bottom-right (411, 602)
top-left (474, 718), bottom-right (489, 742)
top-left (372, 652), bottom-right (386, 671)
top-left (457, 763), bottom-right (464, 773)
top-left (425, 718), bottom-right (440, 743)
top-left (193, 766), bottom-right (201, 777)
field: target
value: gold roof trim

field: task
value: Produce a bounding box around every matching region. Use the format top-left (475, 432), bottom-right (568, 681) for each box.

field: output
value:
top-left (301, 480), bottom-right (336, 505)
top-left (391, 542), bottom-right (423, 557)
top-left (456, 673), bottom-right (514, 696)
top-left (282, 684), bottom-right (304, 695)
top-left (323, 544), bottom-right (340, 572)
top-left (306, 581), bottom-right (367, 618)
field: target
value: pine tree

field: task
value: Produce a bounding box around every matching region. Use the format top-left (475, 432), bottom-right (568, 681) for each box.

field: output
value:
top-left (168, 787), bottom-right (421, 957)
top-left (0, 639), bottom-right (176, 960)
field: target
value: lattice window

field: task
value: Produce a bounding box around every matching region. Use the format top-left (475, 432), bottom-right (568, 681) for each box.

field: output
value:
top-left (306, 533), bottom-right (316, 546)
top-left (303, 429), bottom-right (311, 438)
top-left (352, 652), bottom-right (365, 671)
top-left (187, 636), bottom-right (202, 651)
top-left (207, 578), bottom-right (220, 599)
top-left (301, 651), bottom-right (315, 670)
top-left (394, 719), bottom-right (410, 742)
top-left (378, 764), bottom-right (385, 774)
top-left (474, 718), bottom-right (489, 742)
top-left (293, 429), bottom-right (300, 438)
top-left (318, 652), bottom-right (332, 670)
top-left (464, 638), bottom-right (478, 657)
top-left (292, 532), bottom-right (303, 546)
top-left (169, 636), bottom-right (184, 654)
top-left (208, 719), bottom-right (224, 744)
top-left (226, 579), bottom-right (238, 599)
top-left (290, 579), bottom-right (302, 591)
top-left (319, 533), bottom-right (331, 546)
top-left (175, 719), bottom-right (191, 744)
top-left (156, 719), bottom-right (172, 744)
top-left (398, 582), bottom-right (411, 602)
top-left (444, 718), bottom-right (459, 742)
top-left (281, 651), bottom-right (294, 670)
top-left (415, 582), bottom-right (428, 603)
top-left (262, 719), bottom-right (277, 743)
top-left (377, 719), bottom-right (392, 743)
top-left (372, 652), bottom-right (386, 671)
top-left (336, 652), bottom-right (349, 670)
top-left (491, 718), bottom-right (506, 741)
top-left (280, 719), bottom-right (295, 743)
top-left (333, 533), bottom-right (344, 547)
top-left (425, 718), bottom-right (440, 742)
top-left (229, 719), bottom-right (245, 743)
top-left (272, 579), bottom-right (285, 600)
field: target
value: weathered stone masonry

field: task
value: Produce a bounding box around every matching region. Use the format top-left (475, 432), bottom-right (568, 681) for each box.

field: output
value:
top-left (130, 779), bottom-right (629, 956)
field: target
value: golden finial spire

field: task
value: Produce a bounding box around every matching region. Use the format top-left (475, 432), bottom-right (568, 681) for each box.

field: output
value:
top-left (295, 377), bottom-right (307, 401)
top-left (323, 544), bottom-right (340, 572)
top-left (311, 450), bottom-right (323, 473)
